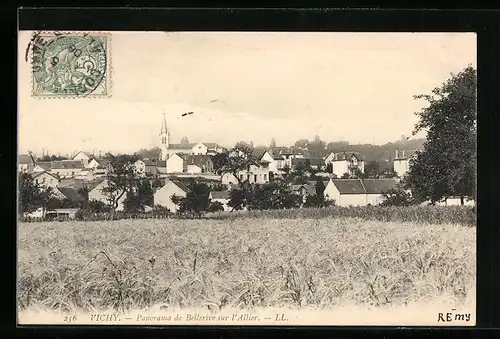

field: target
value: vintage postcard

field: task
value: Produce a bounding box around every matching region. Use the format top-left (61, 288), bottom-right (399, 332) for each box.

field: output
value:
top-left (17, 31), bottom-right (477, 326)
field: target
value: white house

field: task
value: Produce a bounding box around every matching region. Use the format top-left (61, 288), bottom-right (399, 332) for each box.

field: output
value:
top-left (393, 150), bottom-right (418, 178)
top-left (86, 158), bottom-right (100, 169)
top-left (75, 168), bottom-right (94, 181)
top-left (153, 180), bottom-right (191, 213)
top-left (166, 142), bottom-right (225, 158)
top-left (323, 178), bottom-right (397, 206)
top-left (209, 191), bottom-right (231, 211)
top-left (236, 161), bottom-right (271, 184)
top-left (32, 171), bottom-right (59, 189)
top-left (329, 152), bottom-right (365, 178)
top-left (278, 148), bottom-right (305, 168)
top-left (166, 153), bottom-right (187, 173)
top-left (72, 151), bottom-right (92, 167)
top-left (221, 172), bottom-right (239, 187)
top-left (260, 151), bottom-right (285, 173)
top-left (93, 160), bottom-right (114, 177)
top-left (49, 160), bottom-right (85, 178)
top-left (88, 179), bottom-right (126, 211)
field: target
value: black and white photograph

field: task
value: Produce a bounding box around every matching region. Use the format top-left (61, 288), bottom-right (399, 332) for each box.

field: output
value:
top-left (17, 31), bottom-right (477, 326)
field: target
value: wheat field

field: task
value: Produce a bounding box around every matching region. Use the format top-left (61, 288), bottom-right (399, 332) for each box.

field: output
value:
top-left (17, 216), bottom-right (476, 325)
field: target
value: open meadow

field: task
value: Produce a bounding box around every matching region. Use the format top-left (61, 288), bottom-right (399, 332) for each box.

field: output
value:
top-left (17, 208), bottom-right (476, 325)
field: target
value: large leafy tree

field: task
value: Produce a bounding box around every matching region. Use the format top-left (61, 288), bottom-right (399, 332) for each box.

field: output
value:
top-left (218, 143), bottom-right (255, 184)
top-left (171, 182), bottom-right (210, 217)
top-left (405, 66), bottom-right (476, 204)
top-left (102, 153), bottom-right (140, 210)
top-left (18, 172), bottom-right (54, 216)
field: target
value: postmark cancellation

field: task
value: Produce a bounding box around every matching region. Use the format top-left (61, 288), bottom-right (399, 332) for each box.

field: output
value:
top-left (30, 31), bottom-right (111, 98)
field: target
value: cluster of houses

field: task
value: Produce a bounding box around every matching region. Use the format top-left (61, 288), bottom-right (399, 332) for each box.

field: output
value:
top-left (19, 115), bottom-right (473, 219)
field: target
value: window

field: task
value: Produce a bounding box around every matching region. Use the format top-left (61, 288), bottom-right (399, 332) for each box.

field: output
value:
top-left (254, 174), bottom-right (257, 182)
top-left (264, 174), bottom-right (267, 181)
top-left (239, 174), bottom-right (244, 181)
top-left (247, 175), bottom-right (250, 182)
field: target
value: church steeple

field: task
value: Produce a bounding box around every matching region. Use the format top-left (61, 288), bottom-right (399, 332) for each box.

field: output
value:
top-left (160, 113), bottom-right (170, 161)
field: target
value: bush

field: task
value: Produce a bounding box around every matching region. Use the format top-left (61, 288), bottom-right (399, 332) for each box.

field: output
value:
top-left (380, 188), bottom-right (414, 207)
top-left (207, 201), bottom-right (224, 212)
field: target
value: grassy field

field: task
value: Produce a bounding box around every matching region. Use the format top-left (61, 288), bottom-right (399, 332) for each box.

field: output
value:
top-left (17, 213), bottom-right (476, 320)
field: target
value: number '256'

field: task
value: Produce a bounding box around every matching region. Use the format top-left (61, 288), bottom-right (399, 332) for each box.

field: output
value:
top-left (64, 315), bottom-right (77, 323)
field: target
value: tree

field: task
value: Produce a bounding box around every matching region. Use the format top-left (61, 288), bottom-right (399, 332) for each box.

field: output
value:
top-left (137, 147), bottom-right (161, 160)
top-left (269, 138), bottom-right (277, 150)
top-left (77, 187), bottom-right (89, 201)
top-left (290, 161), bottom-right (309, 184)
top-left (380, 187), bottom-right (414, 207)
top-left (405, 66), bottom-right (476, 205)
top-left (294, 139), bottom-right (309, 149)
top-left (341, 173), bottom-right (350, 179)
top-left (180, 136), bottom-right (190, 144)
top-left (308, 135), bottom-right (327, 157)
top-left (364, 160), bottom-right (381, 178)
top-left (325, 162), bottom-right (333, 173)
top-left (212, 152), bottom-right (230, 174)
top-left (89, 199), bottom-right (110, 213)
top-left (171, 183), bottom-right (210, 217)
top-left (36, 154), bottom-right (70, 162)
top-left (228, 186), bottom-right (247, 211)
top-left (18, 172), bottom-right (54, 216)
top-left (123, 179), bottom-right (153, 213)
top-left (219, 143), bottom-right (255, 184)
top-left (102, 154), bottom-right (140, 211)
top-left (350, 168), bottom-right (366, 179)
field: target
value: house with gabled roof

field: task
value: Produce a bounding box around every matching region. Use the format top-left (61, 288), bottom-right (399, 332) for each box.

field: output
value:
top-left (32, 171), bottom-right (60, 189)
top-left (54, 186), bottom-right (85, 206)
top-left (291, 184), bottom-right (316, 204)
top-left (209, 190), bottom-right (231, 211)
top-left (18, 153), bottom-right (36, 173)
top-left (277, 147), bottom-right (305, 168)
top-left (166, 153), bottom-right (188, 173)
top-left (88, 178), bottom-right (126, 211)
top-left (153, 180), bottom-right (191, 213)
top-left (93, 159), bottom-right (114, 177)
top-left (393, 150), bottom-right (419, 177)
top-left (260, 150), bottom-right (285, 173)
top-left (323, 178), bottom-right (397, 206)
top-left (72, 151), bottom-right (92, 167)
top-left (327, 151), bottom-right (365, 178)
top-left (185, 155), bottom-right (214, 174)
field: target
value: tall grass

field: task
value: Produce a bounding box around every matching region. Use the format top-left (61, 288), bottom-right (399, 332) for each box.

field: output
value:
top-left (18, 217), bottom-right (475, 314)
top-left (207, 206), bottom-right (476, 226)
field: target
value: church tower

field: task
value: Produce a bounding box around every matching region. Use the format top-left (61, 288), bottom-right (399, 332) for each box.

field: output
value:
top-left (160, 113), bottom-right (170, 161)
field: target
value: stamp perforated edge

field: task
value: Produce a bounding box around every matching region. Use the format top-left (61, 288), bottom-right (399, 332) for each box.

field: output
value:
top-left (29, 31), bottom-right (112, 100)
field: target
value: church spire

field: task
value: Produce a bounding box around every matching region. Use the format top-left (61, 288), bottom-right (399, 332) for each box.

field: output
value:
top-left (161, 112), bottom-right (167, 134)
top-left (160, 112), bottom-right (170, 161)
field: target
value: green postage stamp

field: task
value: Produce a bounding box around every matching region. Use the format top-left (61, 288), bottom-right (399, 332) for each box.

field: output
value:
top-left (30, 31), bottom-right (111, 98)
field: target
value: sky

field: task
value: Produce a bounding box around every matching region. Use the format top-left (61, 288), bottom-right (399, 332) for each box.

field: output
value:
top-left (18, 31), bottom-right (476, 156)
